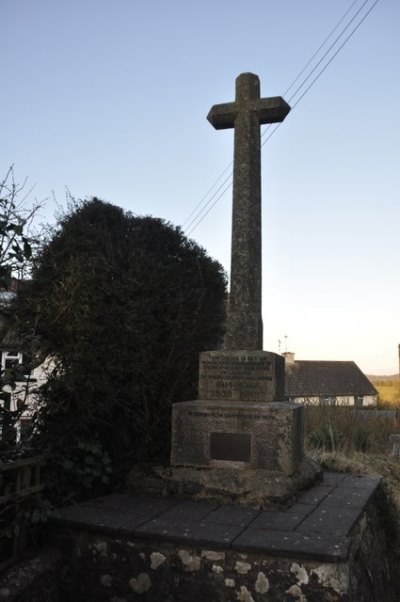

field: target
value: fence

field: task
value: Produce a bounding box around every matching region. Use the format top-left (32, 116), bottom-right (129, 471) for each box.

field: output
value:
top-left (0, 455), bottom-right (43, 571)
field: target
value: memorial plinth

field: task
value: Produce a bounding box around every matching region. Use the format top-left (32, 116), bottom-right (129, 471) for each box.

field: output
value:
top-left (168, 397), bottom-right (319, 506)
top-left (171, 400), bottom-right (302, 473)
top-left (166, 73), bottom-right (321, 506)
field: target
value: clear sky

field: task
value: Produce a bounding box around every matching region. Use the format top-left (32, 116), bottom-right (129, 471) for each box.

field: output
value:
top-left (2, 0), bottom-right (399, 375)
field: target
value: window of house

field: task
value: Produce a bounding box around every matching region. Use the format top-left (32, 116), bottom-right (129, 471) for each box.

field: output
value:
top-left (1, 351), bottom-right (23, 371)
top-left (354, 396), bottom-right (364, 407)
top-left (320, 396), bottom-right (336, 406)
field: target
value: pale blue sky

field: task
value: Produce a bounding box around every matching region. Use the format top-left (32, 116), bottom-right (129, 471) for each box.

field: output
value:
top-left (2, 0), bottom-right (399, 374)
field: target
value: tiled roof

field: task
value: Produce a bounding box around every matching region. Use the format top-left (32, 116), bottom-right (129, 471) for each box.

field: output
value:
top-left (285, 361), bottom-right (378, 397)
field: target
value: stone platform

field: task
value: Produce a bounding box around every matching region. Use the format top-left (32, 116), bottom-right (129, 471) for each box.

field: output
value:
top-left (44, 472), bottom-right (394, 601)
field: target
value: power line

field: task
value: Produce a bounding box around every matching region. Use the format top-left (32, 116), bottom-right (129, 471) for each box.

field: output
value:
top-left (260, 0), bottom-right (376, 148)
top-left (185, 172), bottom-right (232, 234)
top-left (187, 178), bottom-right (233, 236)
top-left (291, 0), bottom-right (381, 110)
top-left (184, 0), bottom-right (381, 235)
top-left (282, 0), bottom-right (362, 99)
top-left (182, 161), bottom-right (232, 229)
top-left (260, 0), bottom-right (381, 148)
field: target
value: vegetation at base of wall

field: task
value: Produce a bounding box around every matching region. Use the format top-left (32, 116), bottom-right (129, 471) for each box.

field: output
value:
top-left (10, 198), bottom-right (227, 503)
top-left (311, 449), bottom-right (400, 519)
top-left (305, 405), bottom-right (400, 455)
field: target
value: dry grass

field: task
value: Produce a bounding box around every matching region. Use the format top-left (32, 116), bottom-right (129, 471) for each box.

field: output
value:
top-left (371, 378), bottom-right (400, 406)
top-left (309, 449), bottom-right (400, 518)
top-left (305, 407), bottom-right (400, 591)
top-left (305, 405), bottom-right (400, 526)
top-left (304, 404), bottom-right (400, 455)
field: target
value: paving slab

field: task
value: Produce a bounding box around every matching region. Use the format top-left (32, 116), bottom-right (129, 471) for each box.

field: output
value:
top-left (296, 484), bottom-right (332, 505)
top-left (82, 493), bottom-right (136, 509)
top-left (52, 506), bottom-right (130, 534)
top-left (53, 496), bottom-right (181, 534)
top-left (297, 505), bottom-right (363, 537)
top-left (231, 528), bottom-right (351, 562)
top-left (321, 472), bottom-right (347, 487)
top-left (321, 486), bottom-right (375, 509)
top-left (158, 500), bottom-right (219, 522)
top-left (248, 510), bottom-right (305, 531)
top-left (134, 518), bottom-right (244, 548)
top-left (206, 505), bottom-right (260, 527)
top-left (339, 475), bottom-right (381, 490)
top-left (285, 503), bottom-right (314, 518)
top-left (50, 472), bottom-right (380, 563)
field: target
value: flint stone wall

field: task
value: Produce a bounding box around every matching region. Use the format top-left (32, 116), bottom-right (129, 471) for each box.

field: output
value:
top-left (43, 487), bottom-right (397, 601)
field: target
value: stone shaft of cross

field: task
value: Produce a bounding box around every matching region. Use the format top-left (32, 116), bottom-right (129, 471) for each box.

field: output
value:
top-left (207, 73), bottom-right (290, 350)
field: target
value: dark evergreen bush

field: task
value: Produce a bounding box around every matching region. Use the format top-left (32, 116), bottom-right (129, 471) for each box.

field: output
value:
top-left (14, 198), bottom-right (226, 499)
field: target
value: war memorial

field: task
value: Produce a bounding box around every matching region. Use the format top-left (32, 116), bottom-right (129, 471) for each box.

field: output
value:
top-left (16, 74), bottom-right (392, 601)
top-left (168, 72), bottom-right (320, 506)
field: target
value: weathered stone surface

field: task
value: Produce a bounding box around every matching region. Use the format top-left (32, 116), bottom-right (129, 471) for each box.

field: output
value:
top-left (50, 496), bottom-right (182, 535)
top-left (207, 72), bottom-right (290, 350)
top-left (320, 472), bottom-right (347, 487)
top-left (232, 528), bottom-right (351, 562)
top-left (169, 75), bottom-right (298, 505)
top-left (249, 510), bottom-right (307, 531)
top-left (45, 475), bottom-right (397, 601)
top-left (135, 518), bottom-right (242, 548)
top-left (0, 548), bottom-right (62, 602)
top-left (170, 400), bottom-right (303, 474)
top-left (206, 505), bottom-right (259, 527)
top-left (158, 459), bottom-right (322, 508)
top-left (50, 474), bottom-right (381, 559)
top-left (296, 484), bottom-right (332, 506)
top-left (198, 349), bottom-right (285, 402)
top-left (321, 486), bottom-right (377, 509)
top-left (338, 474), bottom-right (381, 490)
top-left (159, 500), bottom-right (219, 522)
top-left (297, 506), bottom-right (363, 537)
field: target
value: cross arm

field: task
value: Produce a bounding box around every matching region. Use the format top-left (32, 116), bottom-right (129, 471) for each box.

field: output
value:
top-left (207, 102), bottom-right (237, 130)
top-left (257, 97), bottom-right (291, 125)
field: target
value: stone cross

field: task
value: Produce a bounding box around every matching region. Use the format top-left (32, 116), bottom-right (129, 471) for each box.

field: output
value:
top-left (207, 73), bottom-right (290, 350)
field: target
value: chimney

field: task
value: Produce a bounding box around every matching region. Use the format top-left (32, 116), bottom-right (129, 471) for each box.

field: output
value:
top-left (283, 351), bottom-right (295, 365)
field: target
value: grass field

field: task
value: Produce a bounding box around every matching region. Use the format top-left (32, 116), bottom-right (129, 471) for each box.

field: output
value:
top-left (369, 376), bottom-right (400, 406)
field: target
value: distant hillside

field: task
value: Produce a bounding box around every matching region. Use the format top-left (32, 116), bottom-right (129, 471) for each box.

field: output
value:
top-left (369, 375), bottom-right (400, 405)
top-left (368, 374), bottom-right (400, 381)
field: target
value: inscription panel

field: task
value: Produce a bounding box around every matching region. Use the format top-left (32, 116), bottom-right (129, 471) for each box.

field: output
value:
top-left (210, 432), bottom-right (251, 462)
top-left (199, 350), bottom-right (283, 402)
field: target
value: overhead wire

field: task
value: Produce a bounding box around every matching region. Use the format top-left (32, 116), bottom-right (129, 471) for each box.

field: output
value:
top-left (182, 161), bottom-right (232, 229)
top-left (282, 0), bottom-right (362, 99)
top-left (184, 0), bottom-right (381, 236)
top-left (260, 0), bottom-right (381, 147)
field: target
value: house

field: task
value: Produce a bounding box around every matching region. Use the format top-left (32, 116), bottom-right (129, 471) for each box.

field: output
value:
top-left (0, 282), bottom-right (50, 441)
top-left (284, 352), bottom-right (378, 407)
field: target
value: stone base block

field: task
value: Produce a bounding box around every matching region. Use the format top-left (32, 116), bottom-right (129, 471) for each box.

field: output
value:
top-left (171, 400), bottom-right (303, 475)
top-left (157, 459), bottom-right (322, 508)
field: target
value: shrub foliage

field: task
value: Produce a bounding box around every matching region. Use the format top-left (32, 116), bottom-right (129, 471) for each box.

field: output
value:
top-left (14, 198), bottom-right (226, 495)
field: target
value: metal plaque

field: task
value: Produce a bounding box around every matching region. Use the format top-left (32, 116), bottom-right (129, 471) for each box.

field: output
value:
top-left (210, 432), bottom-right (251, 462)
